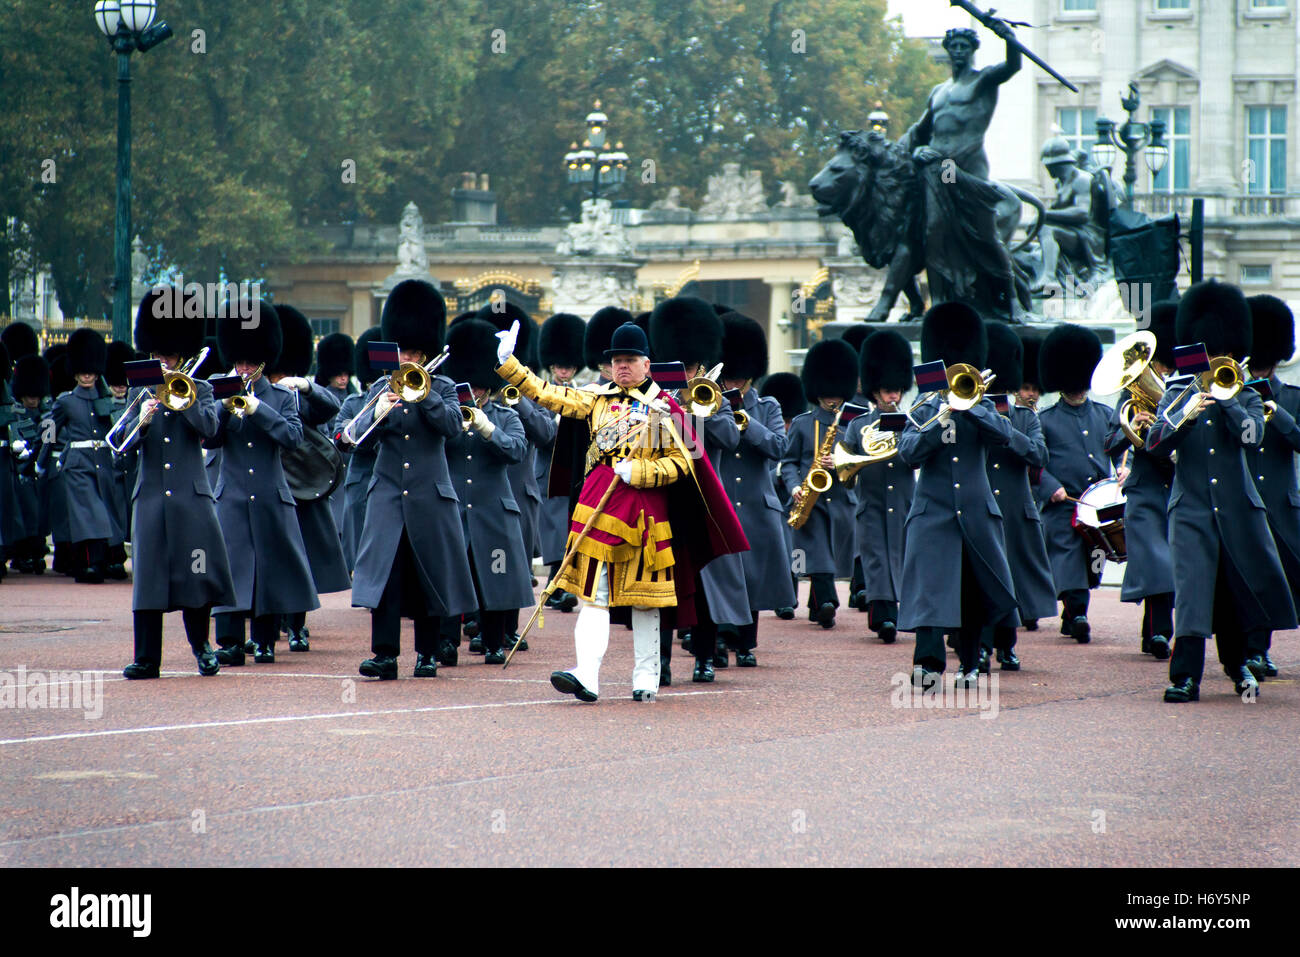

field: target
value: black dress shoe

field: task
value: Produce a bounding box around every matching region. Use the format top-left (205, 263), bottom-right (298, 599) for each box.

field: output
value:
top-left (123, 661), bottom-right (160, 680)
top-left (510, 632), bottom-right (528, 652)
top-left (911, 666), bottom-right (941, 691)
top-left (1163, 677), bottom-right (1199, 703)
top-left (558, 591), bottom-right (578, 612)
top-left (878, 621), bottom-right (897, 644)
top-left (104, 563), bottom-right (128, 580)
top-left (436, 639), bottom-right (458, 667)
top-left (680, 631), bottom-right (692, 654)
top-left (632, 689), bottom-right (656, 702)
top-left (1244, 655), bottom-right (1268, 681)
top-left (413, 654), bottom-right (439, 677)
top-left (288, 628), bottom-right (309, 652)
top-left (359, 656), bottom-right (398, 680)
top-left (1263, 652), bottom-right (1279, 678)
top-left (1071, 616), bottom-right (1091, 644)
top-left (243, 639), bottom-right (256, 655)
top-left (468, 635), bottom-right (484, 654)
top-left (463, 618), bottom-right (481, 639)
top-left (816, 603), bottom-right (836, 629)
top-left (215, 646), bottom-right (245, 667)
top-left (977, 647), bottom-right (992, 675)
top-left (713, 641), bottom-right (729, 668)
top-left (659, 656), bottom-right (671, 687)
top-left (484, 648), bottom-right (507, 665)
top-left (853, 590), bottom-right (867, 611)
top-left (953, 670), bottom-right (980, 690)
top-left (996, 650), bottom-right (1021, 671)
top-left (550, 670), bottom-right (597, 702)
top-left (253, 644), bottom-right (275, 664)
top-left (194, 646), bottom-right (220, 676)
top-left (692, 660), bottom-right (715, 683)
top-left (735, 651), bottom-right (757, 667)
top-left (776, 607), bottom-right (795, 620)
top-left (1059, 616), bottom-right (1071, 636)
top-left (1141, 635), bottom-right (1153, 655)
top-left (1149, 636), bottom-right (1171, 660)
top-left (1232, 667), bottom-right (1260, 698)
top-left (1023, 619), bottom-right (1038, 631)
top-left (74, 567), bottom-right (105, 584)
top-left (544, 592), bottom-right (566, 610)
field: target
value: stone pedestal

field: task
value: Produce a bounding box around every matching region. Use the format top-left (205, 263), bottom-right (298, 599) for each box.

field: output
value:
top-left (825, 257), bottom-right (888, 323)
top-left (544, 258), bottom-right (644, 318)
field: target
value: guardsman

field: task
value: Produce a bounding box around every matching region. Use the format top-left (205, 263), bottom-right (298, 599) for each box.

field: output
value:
top-left (0, 341), bottom-right (16, 581)
top-left (335, 326), bottom-right (382, 567)
top-left (349, 280), bottom-right (477, 680)
top-left (841, 324), bottom-right (873, 615)
top-left (7, 354), bottom-right (48, 573)
top-left (41, 346), bottom-right (73, 575)
top-left (315, 331), bottom-right (358, 568)
top-left (897, 303), bottom-right (1020, 686)
top-left (536, 313), bottom-right (587, 613)
top-left (208, 300), bottom-right (320, 665)
top-left (1035, 323), bottom-right (1115, 643)
top-left (779, 338), bottom-right (859, 629)
top-left (119, 290), bottom-right (236, 678)
top-left (1243, 294), bottom-right (1300, 681)
top-left (440, 319), bottom-right (534, 665)
top-left (717, 311), bottom-right (795, 667)
top-left (1102, 301), bottom-right (1178, 660)
top-left (979, 322), bottom-right (1055, 670)
top-left (104, 339), bottom-right (136, 579)
top-left (265, 304), bottom-right (349, 653)
top-left (48, 328), bottom-right (125, 583)
top-left (1147, 280), bottom-right (1297, 702)
top-left (842, 330), bottom-right (915, 644)
top-left (761, 371), bottom-right (806, 621)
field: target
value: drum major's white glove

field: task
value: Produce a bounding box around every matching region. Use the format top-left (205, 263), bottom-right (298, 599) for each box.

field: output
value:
top-left (495, 320), bottom-right (520, 365)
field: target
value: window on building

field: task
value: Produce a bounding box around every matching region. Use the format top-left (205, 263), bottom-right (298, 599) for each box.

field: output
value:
top-left (1246, 106), bottom-right (1287, 195)
top-left (309, 317), bottom-right (340, 338)
top-left (1241, 264), bottom-right (1273, 284)
top-left (1150, 107), bottom-right (1190, 192)
top-left (1155, 0), bottom-right (1190, 10)
top-left (1250, 1), bottom-right (1286, 9)
top-left (1062, 0), bottom-right (1097, 11)
top-left (1057, 108), bottom-right (1098, 157)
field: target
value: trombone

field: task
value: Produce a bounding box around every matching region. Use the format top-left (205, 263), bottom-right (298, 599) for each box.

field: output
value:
top-left (1160, 355), bottom-right (1248, 431)
top-left (342, 346), bottom-right (451, 445)
top-left (910, 364), bottom-right (996, 431)
top-left (106, 346), bottom-right (210, 453)
top-left (678, 362), bottom-right (724, 417)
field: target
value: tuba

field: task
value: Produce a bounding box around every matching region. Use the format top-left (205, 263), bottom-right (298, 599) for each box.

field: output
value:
top-left (1092, 331), bottom-right (1164, 447)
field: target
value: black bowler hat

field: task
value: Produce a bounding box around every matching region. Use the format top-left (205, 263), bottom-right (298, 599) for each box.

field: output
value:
top-left (603, 322), bottom-right (650, 360)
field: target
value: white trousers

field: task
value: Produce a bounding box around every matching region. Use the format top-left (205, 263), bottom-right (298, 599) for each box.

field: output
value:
top-left (569, 563), bottom-right (660, 696)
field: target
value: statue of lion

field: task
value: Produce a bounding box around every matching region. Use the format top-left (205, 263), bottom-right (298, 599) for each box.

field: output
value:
top-left (810, 130), bottom-right (1045, 322)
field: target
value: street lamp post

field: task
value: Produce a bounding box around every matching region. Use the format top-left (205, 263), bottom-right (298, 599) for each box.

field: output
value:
top-left (867, 102), bottom-right (890, 137)
top-left (94, 1), bottom-right (173, 343)
top-left (563, 101), bottom-right (629, 204)
top-left (1091, 82), bottom-right (1169, 211)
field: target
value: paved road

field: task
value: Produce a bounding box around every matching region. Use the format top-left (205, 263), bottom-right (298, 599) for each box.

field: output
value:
top-left (0, 572), bottom-right (1295, 867)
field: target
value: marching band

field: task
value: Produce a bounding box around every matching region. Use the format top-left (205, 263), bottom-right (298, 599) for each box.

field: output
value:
top-left (0, 276), bottom-right (1296, 705)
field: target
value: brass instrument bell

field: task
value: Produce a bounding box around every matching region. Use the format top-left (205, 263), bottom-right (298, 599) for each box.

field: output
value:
top-left (1092, 331), bottom-right (1165, 447)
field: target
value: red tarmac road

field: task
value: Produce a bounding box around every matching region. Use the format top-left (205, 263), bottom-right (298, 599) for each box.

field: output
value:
top-left (0, 572), bottom-right (1296, 867)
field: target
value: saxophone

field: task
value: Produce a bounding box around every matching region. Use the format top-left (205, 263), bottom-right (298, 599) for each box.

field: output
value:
top-left (788, 405), bottom-right (845, 530)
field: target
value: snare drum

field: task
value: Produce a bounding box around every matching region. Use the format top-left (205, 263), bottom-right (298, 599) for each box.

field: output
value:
top-left (1072, 477), bottom-right (1127, 563)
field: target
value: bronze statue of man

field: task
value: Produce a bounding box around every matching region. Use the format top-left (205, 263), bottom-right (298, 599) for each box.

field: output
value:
top-left (903, 24), bottom-right (1024, 321)
top-left (1036, 137), bottom-right (1109, 292)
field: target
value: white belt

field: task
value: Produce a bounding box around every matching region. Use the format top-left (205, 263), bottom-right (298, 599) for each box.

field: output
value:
top-left (69, 440), bottom-right (107, 450)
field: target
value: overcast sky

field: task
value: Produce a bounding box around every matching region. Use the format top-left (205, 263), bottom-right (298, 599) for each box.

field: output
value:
top-left (887, 0), bottom-right (975, 36)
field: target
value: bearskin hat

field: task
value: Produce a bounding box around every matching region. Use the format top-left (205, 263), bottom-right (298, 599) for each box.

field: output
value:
top-left (216, 300), bottom-right (282, 367)
top-left (711, 302), bottom-right (732, 316)
top-left (650, 296), bottom-right (723, 368)
top-left (983, 322), bottom-right (1023, 393)
top-left (133, 287), bottom-right (205, 359)
top-left (47, 350), bottom-right (73, 396)
top-left (761, 371), bottom-right (807, 420)
top-left (1175, 279), bottom-right (1251, 361)
top-left (0, 340), bottom-right (9, 384)
top-left (353, 326), bottom-right (383, 387)
top-left (1247, 294), bottom-right (1294, 369)
top-left (67, 327), bottom-right (107, 376)
top-left (380, 279), bottom-right (446, 357)
top-left (193, 336), bottom-right (224, 382)
top-left (801, 337), bottom-right (858, 402)
top-left (314, 332), bottom-right (355, 385)
top-left (12, 354), bottom-right (50, 399)
top-left (633, 311), bottom-right (653, 360)
top-left (540, 313), bottom-right (585, 370)
top-left (720, 312), bottom-right (768, 382)
top-left (840, 323), bottom-right (871, 356)
top-left (475, 300), bottom-right (534, 363)
top-left (1039, 323), bottom-right (1103, 394)
top-left (2, 321), bottom-right (40, 360)
top-left (445, 318), bottom-right (504, 391)
top-left (585, 307), bottom-right (633, 370)
top-left (1018, 330), bottom-right (1044, 390)
top-left (268, 304), bottom-right (314, 378)
top-left (920, 302), bottom-right (987, 369)
top-left (1148, 300), bottom-right (1179, 369)
top-left (860, 329), bottom-right (914, 396)
top-left (105, 341), bottom-right (134, 387)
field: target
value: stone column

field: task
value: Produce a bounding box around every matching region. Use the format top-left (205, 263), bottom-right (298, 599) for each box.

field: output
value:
top-left (544, 257), bottom-right (644, 318)
top-left (763, 279), bottom-right (797, 374)
top-left (1197, 0), bottom-right (1238, 193)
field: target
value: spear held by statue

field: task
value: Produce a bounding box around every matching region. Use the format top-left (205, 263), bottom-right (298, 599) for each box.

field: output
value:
top-left (949, 0), bottom-right (1079, 93)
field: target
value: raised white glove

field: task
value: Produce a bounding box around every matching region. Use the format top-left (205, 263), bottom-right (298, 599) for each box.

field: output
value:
top-left (613, 459), bottom-right (634, 484)
top-left (12, 439), bottom-right (28, 457)
top-left (280, 376), bottom-right (311, 393)
top-left (469, 406), bottom-right (495, 437)
top-left (495, 320), bottom-right (520, 364)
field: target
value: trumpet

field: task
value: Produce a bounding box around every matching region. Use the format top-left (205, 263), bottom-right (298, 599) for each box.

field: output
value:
top-left (461, 389), bottom-right (491, 430)
top-left (501, 385), bottom-right (521, 406)
top-left (911, 364), bottom-right (996, 430)
top-left (1161, 355), bottom-right (1248, 431)
top-left (225, 363), bottom-right (266, 418)
top-left (1092, 331), bottom-right (1165, 447)
top-left (678, 363), bottom-right (724, 417)
top-left (107, 346), bottom-right (210, 453)
top-left (343, 346), bottom-right (451, 445)
top-left (734, 408), bottom-right (750, 432)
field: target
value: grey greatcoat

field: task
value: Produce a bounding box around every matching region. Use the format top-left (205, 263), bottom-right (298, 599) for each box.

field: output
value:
top-left (1244, 374), bottom-right (1300, 600)
top-left (843, 409), bottom-right (914, 606)
top-left (1146, 387), bottom-right (1297, 637)
top-left (118, 380), bottom-right (236, 611)
top-left (349, 375), bottom-right (476, 617)
top-left (206, 377), bottom-right (319, 616)
top-left (49, 387), bottom-right (125, 545)
top-left (336, 390), bottom-right (376, 566)
top-left (534, 415), bottom-right (569, 565)
top-left (292, 382), bottom-right (351, 593)
top-left (715, 391), bottom-right (795, 610)
top-left (986, 404), bottom-right (1058, 620)
top-left (445, 401), bottom-right (536, 610)
top-left (896, 395), bottom-right (1020, 631)
top-left (1103, 404), bottom-right (1175, 602)
top-left (10, 405), bottom-right (42, 542)
top-left (324, 383), bottom-right (356, 568)
top-left (779, 406), bottom-right (857, 578)
top-left (696, 407), bottom-right (752, 626)
top-left (507, 394), bottom-right (557, 562)
top-left (1034, 398), bottom-right (1116, 594)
